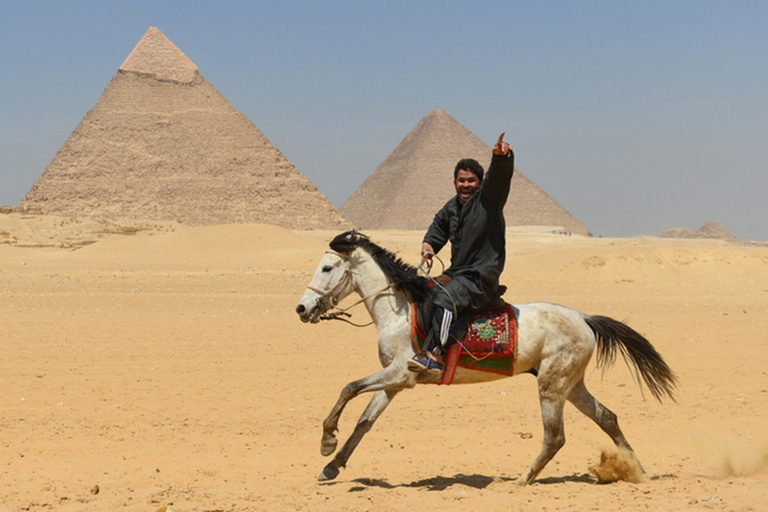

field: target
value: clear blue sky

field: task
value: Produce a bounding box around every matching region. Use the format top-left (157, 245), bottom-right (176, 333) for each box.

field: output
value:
top-left (1, 1), bottom-right (766, 240)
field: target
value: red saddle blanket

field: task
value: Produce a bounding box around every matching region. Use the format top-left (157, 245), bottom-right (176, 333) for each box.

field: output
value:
top-left (411, 303), bottom-right (519, 385)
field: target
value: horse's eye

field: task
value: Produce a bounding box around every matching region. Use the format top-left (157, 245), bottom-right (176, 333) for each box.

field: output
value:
top-left (322, 265), bottom-right (333, 273)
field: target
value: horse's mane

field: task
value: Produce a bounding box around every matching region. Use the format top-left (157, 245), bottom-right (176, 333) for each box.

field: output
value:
top-left (329, 231), bottom-right (431, 304)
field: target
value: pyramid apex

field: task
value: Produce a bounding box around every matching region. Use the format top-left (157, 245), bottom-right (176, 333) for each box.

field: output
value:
top-left (418, 109), bottom-right (463, 129)
top-left (119, 27), bottom-right (198, 83)
top-left (424, 108), bottom-right (451, 118)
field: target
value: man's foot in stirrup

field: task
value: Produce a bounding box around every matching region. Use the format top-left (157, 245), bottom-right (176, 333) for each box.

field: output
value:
top-left (407, 351), bottom-right (443, 375)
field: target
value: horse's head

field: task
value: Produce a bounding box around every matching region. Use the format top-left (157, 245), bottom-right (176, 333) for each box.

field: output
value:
top-left (296, 248), bottom-right (355, 323)
top-left (296, 230), bottom-right (429, 323)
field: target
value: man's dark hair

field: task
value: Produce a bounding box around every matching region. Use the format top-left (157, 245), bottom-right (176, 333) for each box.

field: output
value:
top-left (454, 158), bottom-right (484, 183)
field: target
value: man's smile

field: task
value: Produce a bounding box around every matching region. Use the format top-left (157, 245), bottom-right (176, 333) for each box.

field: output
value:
top-left (458, 188), bottom-right (474, 200)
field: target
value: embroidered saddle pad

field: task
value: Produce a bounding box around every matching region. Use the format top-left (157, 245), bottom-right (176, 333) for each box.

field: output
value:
top-left (411, 302), bottom-right (519, 384)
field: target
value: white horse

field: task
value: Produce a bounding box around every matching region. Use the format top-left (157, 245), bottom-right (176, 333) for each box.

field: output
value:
top-left (295, 231), bottom-right (676, 485)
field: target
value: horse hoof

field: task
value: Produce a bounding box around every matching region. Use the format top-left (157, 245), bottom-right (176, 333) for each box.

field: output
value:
top-left (516, 473), bottom-right (532, 487)
top-left (318, 464), bottom-right (340, 481)
top-left (320, 436), bottom-right (338, 457)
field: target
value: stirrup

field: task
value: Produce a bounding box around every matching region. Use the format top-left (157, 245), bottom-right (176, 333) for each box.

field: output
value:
top-left (407, 352), bottom-right (444, 374)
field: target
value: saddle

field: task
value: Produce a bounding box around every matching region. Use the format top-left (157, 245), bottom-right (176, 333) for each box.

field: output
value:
top-left (412, 276), bottom-right (518, 384)
top-left (415, 274), bottom-right (508, 339)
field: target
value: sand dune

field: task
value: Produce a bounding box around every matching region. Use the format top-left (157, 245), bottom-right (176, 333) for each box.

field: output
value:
top-left (1, 215), bottom-right (767, 511)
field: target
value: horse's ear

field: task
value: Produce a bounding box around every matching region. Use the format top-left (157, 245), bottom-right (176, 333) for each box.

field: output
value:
top-left (329, 230), bottom-right (356, 254)
top-left (329, 230), bottom-right (368, 254)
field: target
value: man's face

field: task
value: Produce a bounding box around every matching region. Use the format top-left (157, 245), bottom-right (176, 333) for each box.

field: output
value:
top-left (454, 169), bottom-right (480, 204)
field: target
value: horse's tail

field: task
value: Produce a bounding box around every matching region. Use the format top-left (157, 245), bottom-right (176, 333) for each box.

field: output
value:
top-left (585, 315), bottom-right (677, 403)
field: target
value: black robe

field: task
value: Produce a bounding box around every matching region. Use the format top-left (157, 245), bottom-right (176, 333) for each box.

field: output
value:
top-left (423, 151), bottom-right (515, 312)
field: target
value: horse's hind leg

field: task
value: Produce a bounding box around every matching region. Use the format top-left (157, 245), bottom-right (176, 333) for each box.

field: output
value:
top-left (567, 378), bottom-right (631, 449)
top-left (320, 389), bottom-right (399, 481)
top-left (518, 392), bottom-right (567, 486)
top-left (567, 378), bottom-right (644, 472)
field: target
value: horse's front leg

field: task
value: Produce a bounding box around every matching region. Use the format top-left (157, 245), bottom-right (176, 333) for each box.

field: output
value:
top-left (319, 365), bottom-right (413, 476)
top-left (319, 388), bottom-right (399, 481)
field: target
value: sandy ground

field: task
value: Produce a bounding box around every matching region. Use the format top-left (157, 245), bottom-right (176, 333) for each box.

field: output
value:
top-left (1, 213), bottom-right (767, 511)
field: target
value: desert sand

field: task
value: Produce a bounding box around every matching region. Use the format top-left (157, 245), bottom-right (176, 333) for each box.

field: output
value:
top-left (1, 212), bottom-right (767, 511)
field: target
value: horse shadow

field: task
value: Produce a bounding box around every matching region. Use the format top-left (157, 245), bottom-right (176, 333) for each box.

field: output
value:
top-left (321, 472), bottom-right (597, 491)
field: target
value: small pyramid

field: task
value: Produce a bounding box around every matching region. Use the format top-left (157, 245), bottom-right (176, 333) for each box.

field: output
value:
top-left (662, 221), bottom-right (741, 243)
top-left (20, 27), bottom-right (350, 230)
top-left (340, 109), bottom-right (590, 235)
top-left (696, 221), bottom-right (741, 242)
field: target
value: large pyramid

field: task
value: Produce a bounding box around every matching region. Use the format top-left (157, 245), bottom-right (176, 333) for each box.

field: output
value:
top-left (20, 27), bottom-right (350, 229)
top-left (340, 109), bottom-right (590, 235)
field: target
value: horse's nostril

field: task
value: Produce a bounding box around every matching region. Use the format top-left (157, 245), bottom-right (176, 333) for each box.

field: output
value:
top-left (296, 304), bottom-right (305, 315)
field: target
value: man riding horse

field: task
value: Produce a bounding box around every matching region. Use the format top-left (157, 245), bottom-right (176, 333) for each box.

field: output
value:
top-left (409, 132), bottom-right (515, 374)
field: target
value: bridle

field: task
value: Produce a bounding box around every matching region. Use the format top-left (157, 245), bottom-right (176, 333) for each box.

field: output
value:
top-left (305, 250), bottom-right (395, 327)
top-left (306, 251), bottom-right (354, 317)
